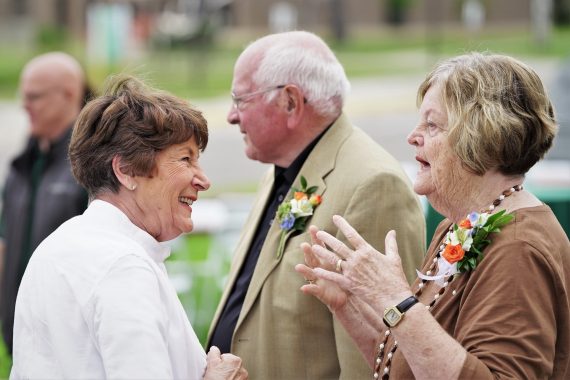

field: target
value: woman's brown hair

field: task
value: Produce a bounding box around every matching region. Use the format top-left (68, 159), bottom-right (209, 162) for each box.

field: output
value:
top-left (69, 75), bottom-right (208, 197)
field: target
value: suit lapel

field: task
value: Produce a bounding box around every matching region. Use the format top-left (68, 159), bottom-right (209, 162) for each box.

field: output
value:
top-left (208, 168), bottom-right (275, 338)
top-left (234, 114), bottom-right (354, 331)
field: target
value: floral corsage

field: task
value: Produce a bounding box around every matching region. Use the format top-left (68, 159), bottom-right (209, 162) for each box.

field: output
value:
top-left (418, 209), bottom-right (513, 284)
top-left (275, 176), bottom-right (322, 259)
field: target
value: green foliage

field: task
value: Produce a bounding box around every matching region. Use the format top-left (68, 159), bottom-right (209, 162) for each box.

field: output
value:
top-left (0, 335), bottom-right (11, 378)
top-left (169, 233), bottom-right (212, 262)
top-left (166, 233), bottom-right (230, 345)
top-left (37, 25), bottom-right (70, 51)
top-left (0, 53), bottom-right (31, 98)
top-left (0, 26), bottom-right (569, 100)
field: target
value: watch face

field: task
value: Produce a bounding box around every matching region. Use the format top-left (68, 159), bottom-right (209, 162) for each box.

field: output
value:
top-left (384, 308), bottom-right (401, 326)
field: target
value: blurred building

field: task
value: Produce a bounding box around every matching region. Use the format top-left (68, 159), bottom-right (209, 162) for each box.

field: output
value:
top-left (0, 0), bottom-right (548, 45)
top-left (230, 0), bottom-right (535, 31)
top-left (0, 0), bottom-right (165, 42)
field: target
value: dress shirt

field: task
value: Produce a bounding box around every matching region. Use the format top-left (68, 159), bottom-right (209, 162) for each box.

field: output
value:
top-left (11, 200), bottom-right (206, 379)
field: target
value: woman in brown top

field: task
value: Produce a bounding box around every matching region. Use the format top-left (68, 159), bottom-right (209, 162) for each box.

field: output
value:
top-left (296, 52), bottom-right (570, 379)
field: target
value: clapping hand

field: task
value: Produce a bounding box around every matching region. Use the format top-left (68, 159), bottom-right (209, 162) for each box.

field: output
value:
top-left (295, 216), bottom-right (414, 365)
top-left (297, 215), bottom-right (412, 316)
top-left (296, 225), bottom-right (349, 312)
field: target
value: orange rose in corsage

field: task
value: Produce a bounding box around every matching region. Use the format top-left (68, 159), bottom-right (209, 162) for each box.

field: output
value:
top-left (442, 244), bottom-right (465, 264)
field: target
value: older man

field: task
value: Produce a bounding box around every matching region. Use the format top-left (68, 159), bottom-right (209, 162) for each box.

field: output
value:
top-left (0, 52), bottom-right (89, 353)
top-left (207, 31), bottom-right (426, 379)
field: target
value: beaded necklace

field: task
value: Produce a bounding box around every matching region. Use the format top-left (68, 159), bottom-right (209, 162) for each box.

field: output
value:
top-left (372, 184), bottom-right (523, 380)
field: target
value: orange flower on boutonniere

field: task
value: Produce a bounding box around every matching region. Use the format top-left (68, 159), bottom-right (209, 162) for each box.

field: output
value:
top-left (294, 191), bottom-right (307, 200)
top-left (309, 194), bottom-right (322, 206)
top-left (459, 219), bottom-right (472, 229)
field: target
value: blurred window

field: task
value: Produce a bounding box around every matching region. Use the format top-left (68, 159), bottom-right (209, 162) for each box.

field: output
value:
top-left (12, 0), bottom-right (26, 15)
top-left (56, 0), bottom-right (68, 26)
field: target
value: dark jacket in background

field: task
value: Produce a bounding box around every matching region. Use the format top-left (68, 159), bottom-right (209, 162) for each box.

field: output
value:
top-left (0, 127), bottom-right (88, 353)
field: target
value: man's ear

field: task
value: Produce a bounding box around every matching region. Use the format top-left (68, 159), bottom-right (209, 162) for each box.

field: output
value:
top-left (112, 155), bottom-right (137, 191)
top-left (60, 83), bottom-right (75, 102)
top-left (285, 85), bottom-right (305, 129)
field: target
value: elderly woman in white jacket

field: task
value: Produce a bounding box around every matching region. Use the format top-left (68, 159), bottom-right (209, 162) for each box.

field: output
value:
top-left (11, 76), bottom-right (248, 380)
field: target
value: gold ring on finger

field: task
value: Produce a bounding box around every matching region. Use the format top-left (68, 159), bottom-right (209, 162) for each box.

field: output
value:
top-left (336, 258), bottom-right (344, 273)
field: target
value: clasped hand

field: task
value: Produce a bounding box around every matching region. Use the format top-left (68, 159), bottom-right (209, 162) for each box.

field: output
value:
top-left (204, 346), bottom-right (248, 380)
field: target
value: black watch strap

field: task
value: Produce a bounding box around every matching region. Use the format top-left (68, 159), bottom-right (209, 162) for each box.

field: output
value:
top-left (396, 296), bottom-right (419, 313)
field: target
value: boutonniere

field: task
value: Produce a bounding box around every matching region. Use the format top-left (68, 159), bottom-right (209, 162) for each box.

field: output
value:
top-left (418, 209), bottom-right (513, 284)
top-left (275, 176), bottom-right (322, 259)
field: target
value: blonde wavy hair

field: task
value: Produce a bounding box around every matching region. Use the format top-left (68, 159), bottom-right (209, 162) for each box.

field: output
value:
top-left (417, 52), bottom-right (557, 176)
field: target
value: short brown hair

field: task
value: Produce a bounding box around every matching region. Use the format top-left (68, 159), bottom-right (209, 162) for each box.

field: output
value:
top-left (417, 52), bottom-right (557, 176)
top-left (69, 75), bottom-right (208, 197)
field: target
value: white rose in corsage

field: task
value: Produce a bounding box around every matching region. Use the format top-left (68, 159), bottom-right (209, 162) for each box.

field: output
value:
top-left (275, 176), bottom-right (322, 259)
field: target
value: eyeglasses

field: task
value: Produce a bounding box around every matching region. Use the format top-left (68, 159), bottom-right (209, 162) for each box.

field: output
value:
top-left (21, 88), bottom-right (61, 103)
top-left (231, 85), bottom-right (285, 111)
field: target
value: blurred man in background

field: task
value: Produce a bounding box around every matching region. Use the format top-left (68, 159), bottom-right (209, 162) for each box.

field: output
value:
top-left (207, 31), bottom-right (425, 379)
top-left (0, 52), bottom-right (89, 354)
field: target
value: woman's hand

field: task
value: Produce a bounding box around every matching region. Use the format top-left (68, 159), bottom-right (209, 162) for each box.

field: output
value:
top-left (308, 215), bottom-right (412, 314)
top-left (204, 346), bottom-right (248, 380)
top-left (295, 225), bottom-right (349, 312)
top-left (295, 222), bottom-right (394, 366)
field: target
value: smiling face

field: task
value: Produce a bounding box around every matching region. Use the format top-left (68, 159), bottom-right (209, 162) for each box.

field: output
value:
top-left (407, 82), bottom-right (467, 213)
top-left (133, 137), bottom-right (210, 241)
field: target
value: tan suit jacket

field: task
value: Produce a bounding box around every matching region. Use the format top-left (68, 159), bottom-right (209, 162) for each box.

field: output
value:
top-left (208, 114), bottom-right (425, 379)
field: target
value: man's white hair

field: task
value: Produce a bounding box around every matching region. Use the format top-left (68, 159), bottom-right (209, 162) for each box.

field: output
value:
top-left (250, 31), bottom-right (351, 118)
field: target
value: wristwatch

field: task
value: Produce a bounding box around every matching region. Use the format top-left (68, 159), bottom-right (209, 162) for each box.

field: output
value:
top-left (383, 296), bottom-right (419, 328)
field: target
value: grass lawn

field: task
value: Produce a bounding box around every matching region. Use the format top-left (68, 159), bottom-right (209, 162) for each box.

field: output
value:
top-left (0, 336), bottom-right (10, 378)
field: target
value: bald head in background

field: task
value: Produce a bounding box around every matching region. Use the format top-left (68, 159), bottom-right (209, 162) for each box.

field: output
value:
top-left (19, 52), bottom-right (86, 150)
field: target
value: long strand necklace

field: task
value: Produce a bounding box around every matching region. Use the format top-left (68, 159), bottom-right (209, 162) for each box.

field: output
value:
top-left (372, 184), bottom-right (523, 380)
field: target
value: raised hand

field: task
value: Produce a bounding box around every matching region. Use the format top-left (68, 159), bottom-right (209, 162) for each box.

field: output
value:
top-left (204, 346), bottom-right (248, 380)
top-left (295, 221), bottom-right (393, 367)
top-left (309, 215), bottom-right (412, 314)
top-left (295, 225), bottom-right (349, 312)
top-left (302, 225), bottom-right (327, 269)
